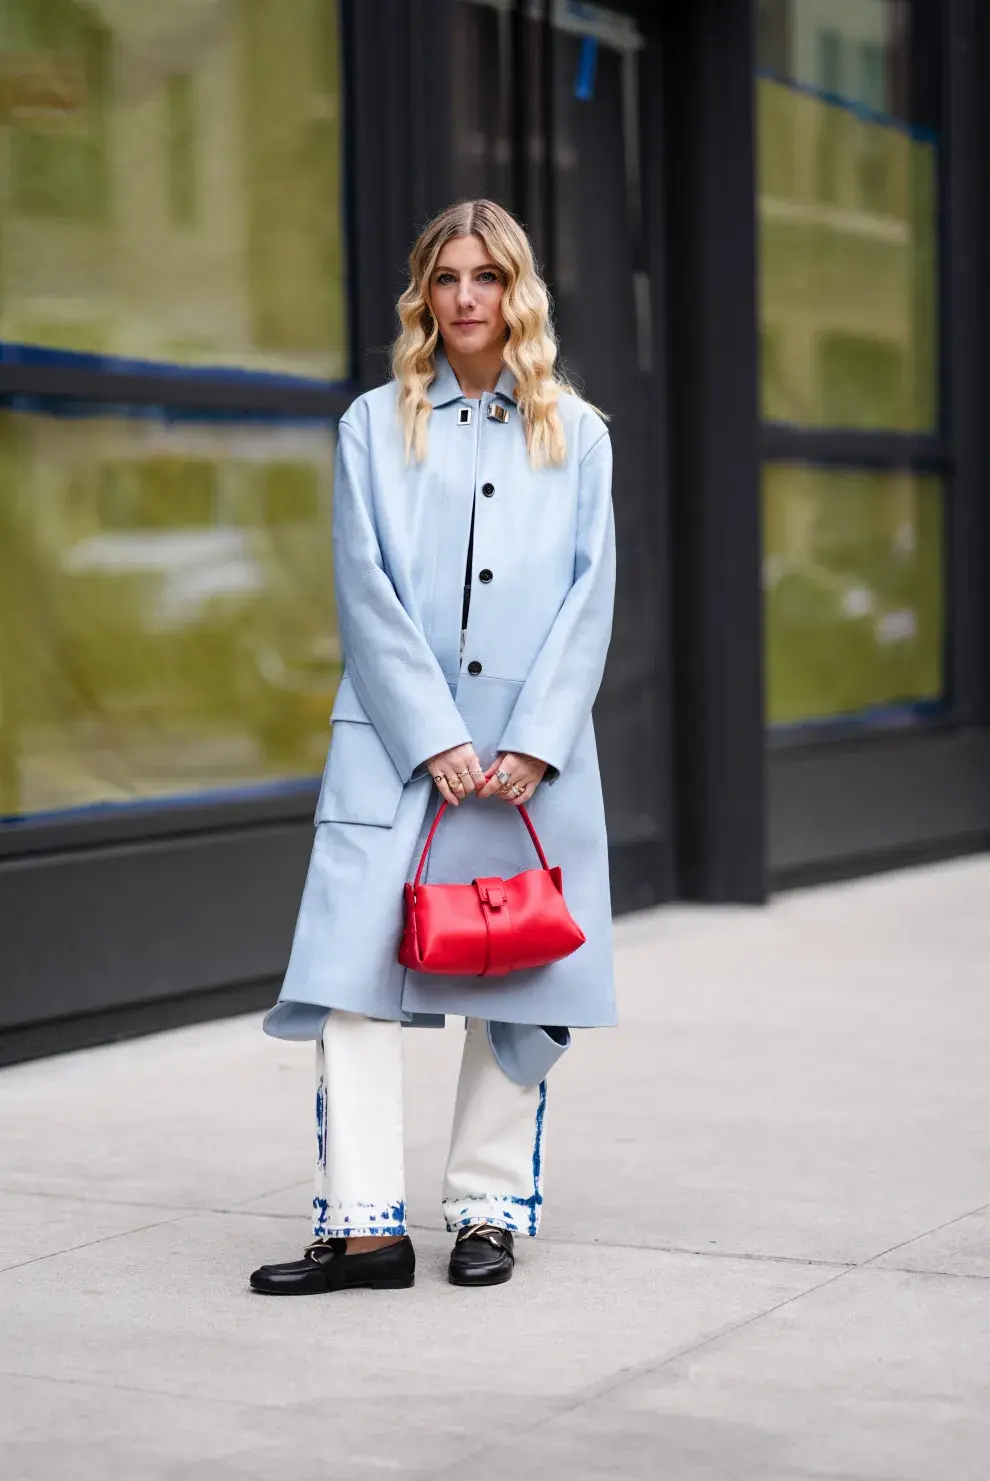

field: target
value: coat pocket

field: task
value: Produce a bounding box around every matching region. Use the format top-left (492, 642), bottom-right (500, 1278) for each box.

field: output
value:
top-left (315, 719), bottom-right (404, 828)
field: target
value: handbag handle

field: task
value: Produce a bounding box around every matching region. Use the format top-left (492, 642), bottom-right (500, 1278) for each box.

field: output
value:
top-left (412, 799), bottom-right (550, 891)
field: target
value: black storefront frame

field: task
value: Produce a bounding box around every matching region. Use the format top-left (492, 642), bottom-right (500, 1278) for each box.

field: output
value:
top-left (659, 0), bottom-right (990, 900)
top-left (762, 0), bottom-right (990, 885)
top-left (661, 0), bottom-right (768, 903)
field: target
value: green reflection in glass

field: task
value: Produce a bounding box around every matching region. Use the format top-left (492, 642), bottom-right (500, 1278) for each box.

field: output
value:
top-left (0, 0), bottom-right (347, 378)
top-left (763, 463), bottom-right (944, 725)
top-left (0, 410), bottom-right (340, 820)
top-left (757, 6), bottom-right (939, 431)
top-left (166, 73), bottom-right (198, 227)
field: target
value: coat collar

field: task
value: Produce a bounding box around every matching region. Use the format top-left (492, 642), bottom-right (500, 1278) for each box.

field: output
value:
top-left (428, 351), bottom-right (517, 409)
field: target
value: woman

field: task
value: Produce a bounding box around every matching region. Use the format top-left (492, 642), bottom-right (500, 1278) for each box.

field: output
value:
top-left (251, 199), bottom-right (615, 1294)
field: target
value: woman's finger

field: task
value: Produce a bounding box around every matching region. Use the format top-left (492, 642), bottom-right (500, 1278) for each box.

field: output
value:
top-left (433, 771), bottom-right (458, 807)
top-left (507, 778), bottom-right (534, 808)
top-left (464, 749), bottom-right (486, 793)
top-left (447, 773), bottom-right (467, 804)
top-left (478, 759), bottom-right (508, 800)
top-left (456, 756), bottom-right (484, 795)
top-left (497, 774), bottom-right (520, 804)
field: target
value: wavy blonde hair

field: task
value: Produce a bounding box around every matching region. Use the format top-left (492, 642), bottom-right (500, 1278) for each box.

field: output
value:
top-left (392, 200), bottom-right (573, 468)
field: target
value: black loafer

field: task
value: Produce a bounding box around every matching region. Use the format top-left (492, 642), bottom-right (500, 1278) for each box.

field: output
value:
top-left (250, 1236), bottom-right (415, 1295)
top-left (448, 1225), bottom-right (515, 1287)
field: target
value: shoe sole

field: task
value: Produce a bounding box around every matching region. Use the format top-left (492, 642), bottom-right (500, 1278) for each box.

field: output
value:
top-left (447, 1267), bottom-right (513, 1287)
top-left (250, 1276), bottom-right (415, 1295)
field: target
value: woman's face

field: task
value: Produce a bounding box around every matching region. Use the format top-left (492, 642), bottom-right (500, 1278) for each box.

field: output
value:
top-left (429, 234), bottom-right (506, 357)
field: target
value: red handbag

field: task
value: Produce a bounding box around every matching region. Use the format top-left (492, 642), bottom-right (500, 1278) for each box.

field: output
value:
top-left (398, 801), bottom-right (586, 978)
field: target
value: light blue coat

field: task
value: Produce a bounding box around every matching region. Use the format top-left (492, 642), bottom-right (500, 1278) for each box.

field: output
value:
top-left (263, 354), bottom-right (616, 1084)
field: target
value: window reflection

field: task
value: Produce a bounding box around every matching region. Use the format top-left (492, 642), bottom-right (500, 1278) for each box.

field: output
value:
top-left (763, 464), bottom-right (944, 726)
top-left (0, 411), bottom-right (338, 821)
top-left (757, 0), bottom-right (939, 431)
top-left (0, 0), bottom-right (347, 378)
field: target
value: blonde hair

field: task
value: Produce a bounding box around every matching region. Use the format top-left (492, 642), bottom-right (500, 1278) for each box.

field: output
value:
top-left (391, 200), bottom-right (573, 468)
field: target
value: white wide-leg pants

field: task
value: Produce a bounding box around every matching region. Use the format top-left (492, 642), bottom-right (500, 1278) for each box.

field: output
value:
top-left (313, 1012), bottom-right (547, 1241)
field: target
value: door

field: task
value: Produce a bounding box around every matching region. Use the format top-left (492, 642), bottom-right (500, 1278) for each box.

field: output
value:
top-left (446, 0), bottom-right (673, 909)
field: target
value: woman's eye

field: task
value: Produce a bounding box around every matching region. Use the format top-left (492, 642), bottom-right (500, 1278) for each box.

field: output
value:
top-left (436, 272), bottom-right (455, 285)
top-left (478, 271), bottom-right (499, 283)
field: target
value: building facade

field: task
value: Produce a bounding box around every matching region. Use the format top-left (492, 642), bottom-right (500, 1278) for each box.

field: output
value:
top-left (2, 0), bottom-right (988, 1060)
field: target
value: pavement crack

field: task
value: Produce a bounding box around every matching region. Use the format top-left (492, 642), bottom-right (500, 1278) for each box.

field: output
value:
top-left (422, 1263), bottom-right (857, 1478)
top-left (0, 1184), bottom-right (202, 1213)
top-left (0, 1211), bottom-right (194, 1276)
top-left (875, 1263), bottom-right (990, 1281)
top-left (0, 1366), bottom-right (285, 1412)
top-left (853, 1198), bottom-right (990, 1273)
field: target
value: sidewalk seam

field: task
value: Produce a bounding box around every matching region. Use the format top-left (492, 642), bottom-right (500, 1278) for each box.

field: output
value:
top-left (0, 1365), bottom-right (287, 1412)
top-left (424, 1263), bottom-right (857, 1479)
top-left (0, 1210), bottom-right (194, 1277)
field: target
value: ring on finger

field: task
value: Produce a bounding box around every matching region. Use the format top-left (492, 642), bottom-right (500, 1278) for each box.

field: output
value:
top-left (510, 784), bottom-right (524, 798)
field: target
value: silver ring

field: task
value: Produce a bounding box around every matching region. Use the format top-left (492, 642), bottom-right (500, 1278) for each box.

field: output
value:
top-left (510, 784), bottom-right (524, 798)
top-left (495, 769), bottom-right (511, 785)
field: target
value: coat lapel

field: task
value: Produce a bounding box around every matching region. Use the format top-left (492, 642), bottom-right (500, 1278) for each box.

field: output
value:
top-left (428, 352), bottom-right (518, 410)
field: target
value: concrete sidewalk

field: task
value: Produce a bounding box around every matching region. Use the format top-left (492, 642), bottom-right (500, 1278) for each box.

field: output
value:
top-left (2, 857), bottom-right (990, 1479)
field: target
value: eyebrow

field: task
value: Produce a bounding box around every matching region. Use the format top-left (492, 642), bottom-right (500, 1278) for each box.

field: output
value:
top-left (432, 261), bottom-right (500, 275)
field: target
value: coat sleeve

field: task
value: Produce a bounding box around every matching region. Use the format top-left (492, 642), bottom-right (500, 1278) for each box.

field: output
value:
top-left (332, 417), bottom-right (472, 783)
top-left (497, 430), bottom-right (616, 778)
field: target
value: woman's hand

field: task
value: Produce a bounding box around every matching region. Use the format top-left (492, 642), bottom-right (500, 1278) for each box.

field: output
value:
top-left (478, 752), bottom-right (548, 807)
top-left (425, 742), bottom-right (486, 806)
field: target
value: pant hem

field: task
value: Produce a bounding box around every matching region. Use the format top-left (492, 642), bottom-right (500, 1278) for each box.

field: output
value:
top-left (442, 1196), bottom-right (541, 1239)
top-left (312, 1198), bottom-right (407, 1240)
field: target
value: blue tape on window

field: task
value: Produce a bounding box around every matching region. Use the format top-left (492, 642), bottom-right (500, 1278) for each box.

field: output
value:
top-left (574, 36), bottom-right (598, 101)
top-left (756, 68), bottom-right (938, 145)
top-left (0, 339), bottom-right (353, 392)
top-left (0, 392), bottom-right (337, 426)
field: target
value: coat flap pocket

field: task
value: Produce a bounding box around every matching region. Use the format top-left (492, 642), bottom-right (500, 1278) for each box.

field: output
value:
top-left (329, 672), bottom-right (368, 724)
top-left (316, 718), bottom-right (404, 828)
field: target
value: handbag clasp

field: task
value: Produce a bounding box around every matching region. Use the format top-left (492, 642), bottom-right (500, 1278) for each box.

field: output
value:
top-left (474, 878), bottom-right (506, 908)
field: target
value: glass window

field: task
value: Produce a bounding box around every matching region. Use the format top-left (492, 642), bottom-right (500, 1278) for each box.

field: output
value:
top-left (763, 465), bottom-right (944, 726)
top-left (757, 0), bottom-right (938, 431)
top-left (0, 409), bottom-right (339, 822)
top-left (757, 0), bottom-right (946, 731)
top-left (0, 0), bottom-right (348, 379)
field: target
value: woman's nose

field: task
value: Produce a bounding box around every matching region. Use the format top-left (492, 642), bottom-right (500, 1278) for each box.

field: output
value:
top-left (456, 279), bottom-right (475, 310)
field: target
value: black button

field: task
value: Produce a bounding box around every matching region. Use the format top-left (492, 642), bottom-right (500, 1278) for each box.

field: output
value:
top-left (467, 660), bottom-right (483, 676)
top-left (479, 568), bottom-right (493, 583)
top-left (482, 482), bottom-right (495, 497)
